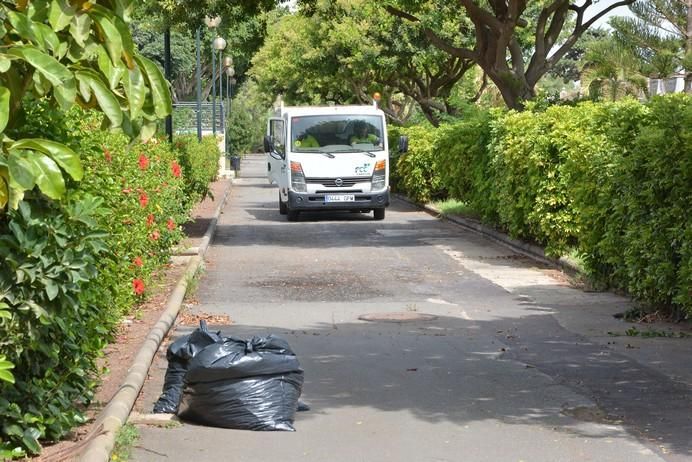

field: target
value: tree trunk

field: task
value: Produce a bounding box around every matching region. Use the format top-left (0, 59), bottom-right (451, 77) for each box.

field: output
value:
top-left (490, 72), bottom-right (535, 111)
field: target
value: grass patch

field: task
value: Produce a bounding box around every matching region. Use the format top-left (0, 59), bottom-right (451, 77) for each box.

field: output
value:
top-left (111, 423), bottom-right (139, 461)
top-left (184, 264), bottom-right (206, 301)
top-left (431, 199), bottom-right (479, 219)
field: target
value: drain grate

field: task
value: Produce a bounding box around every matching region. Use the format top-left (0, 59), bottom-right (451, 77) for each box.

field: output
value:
top-left (358, 312), bottom-right (438, 323)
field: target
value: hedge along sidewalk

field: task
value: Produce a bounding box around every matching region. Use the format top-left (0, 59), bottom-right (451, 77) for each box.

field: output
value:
top-left (393, 193), bottom-right (582, 276)
top-left (77, 179), bottom-right (234, 462)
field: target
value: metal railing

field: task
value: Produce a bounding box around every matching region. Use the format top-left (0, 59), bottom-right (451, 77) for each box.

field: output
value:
top-left (172, 101), bottom-right (226, 135)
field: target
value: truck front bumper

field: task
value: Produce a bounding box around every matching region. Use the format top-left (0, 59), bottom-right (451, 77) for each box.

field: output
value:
top-left (287, 190), bottom-right (389, 211)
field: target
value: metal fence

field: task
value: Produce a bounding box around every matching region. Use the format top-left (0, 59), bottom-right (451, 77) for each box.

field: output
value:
top-left (172, 101), bottom-right (226, 135)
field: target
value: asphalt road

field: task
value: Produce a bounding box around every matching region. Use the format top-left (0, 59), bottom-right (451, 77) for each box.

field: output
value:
top-left (133, 154), bottom-right (691, 462)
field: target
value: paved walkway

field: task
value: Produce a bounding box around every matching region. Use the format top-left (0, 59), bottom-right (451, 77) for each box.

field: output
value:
top-left (132, 154), bottom-right (692, 462)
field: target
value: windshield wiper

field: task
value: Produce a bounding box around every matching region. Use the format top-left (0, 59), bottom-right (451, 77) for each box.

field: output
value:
top-left (321, 152), bottom-right (335, 158)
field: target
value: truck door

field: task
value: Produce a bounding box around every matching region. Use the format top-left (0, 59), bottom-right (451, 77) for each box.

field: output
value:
top-left (266, 118), bottom-right (286, 185)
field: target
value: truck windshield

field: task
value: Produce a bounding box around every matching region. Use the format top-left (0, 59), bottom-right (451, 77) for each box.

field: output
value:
top-left (291, 115), bottom-right (384, 153)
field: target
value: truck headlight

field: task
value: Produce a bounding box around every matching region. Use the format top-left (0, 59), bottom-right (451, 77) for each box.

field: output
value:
top-left (371, 159), bottom-right (386, 191)
top-left (290, 161), bottom-right (307, 193)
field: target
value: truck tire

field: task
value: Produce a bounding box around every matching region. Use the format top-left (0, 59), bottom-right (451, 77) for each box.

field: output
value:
top-left (373, 208), bottom-right (385, 220)
top-left (279, 193), bottom-right (287, 215)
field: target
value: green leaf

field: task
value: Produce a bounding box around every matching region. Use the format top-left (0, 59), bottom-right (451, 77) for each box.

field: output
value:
top-left (10, 139), bottom-right (83, 181)
top-left (25, 151), bottom-right (66, 199)
top-left (49, 0), bottom-right (78, 32)
top-left (6, 11), bottom-right (37, 44)
top-left (0, 356), bottom-right (15, 384)
top-left (69, 13), bottom-right (92, 47)
top-left (134, 55), bottom-right (171, 119)
top-left (0, 177), bottom-right (7, 209)
top-left (124, 65), bottom-right (145, 119)
top-left (21, 428), bottom-right (42, 455)
top-left (7, 45), bottom-right (76, 109)
top-left (44, 278), bottom-right (59, 301)
top-left (33, 23), bottom-right (61, 56)
top-left (0, 86), bottom-right (10, 133)
top-left (87, 7), bottom-right (123, 66)
top-left (0, 54), bottom-right (13, 73)
top-left (7, 150), bottom-right (37, 190)
top-left (75, 70), bottom-right (123, 127)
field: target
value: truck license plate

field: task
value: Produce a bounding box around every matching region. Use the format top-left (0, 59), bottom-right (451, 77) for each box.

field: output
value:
top-left (325, 194), bottom-right (355, 202)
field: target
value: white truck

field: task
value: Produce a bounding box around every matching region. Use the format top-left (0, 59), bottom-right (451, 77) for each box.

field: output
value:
top-left (264, 104), bottom-right (407, 221)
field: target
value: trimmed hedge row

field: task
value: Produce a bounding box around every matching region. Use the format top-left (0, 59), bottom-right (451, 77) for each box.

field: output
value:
top-left (392, 95), bottom-right (691, 317)
top-left (0, 107), bottom-right (220, 458)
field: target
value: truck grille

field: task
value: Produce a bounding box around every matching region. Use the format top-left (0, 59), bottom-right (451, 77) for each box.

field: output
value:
top-left (305, 177), bottom-right (370, 188)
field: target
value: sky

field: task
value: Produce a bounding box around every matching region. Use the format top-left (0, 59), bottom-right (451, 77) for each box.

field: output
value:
top-left (589, 0), bottom-right (636, 28)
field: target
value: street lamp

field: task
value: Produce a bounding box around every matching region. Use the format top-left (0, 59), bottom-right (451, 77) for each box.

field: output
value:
top-left (211, 36), bottom-right (226, 136)
top-left (224, 66), bottom-right (235, 157)
top-left (196, 16), bottom-right (222, 141)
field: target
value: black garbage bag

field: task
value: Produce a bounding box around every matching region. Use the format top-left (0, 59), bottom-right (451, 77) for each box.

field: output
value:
top-left (177, 335), bottom-right (304, 431)
top-left (152, 320), bottom-right (223, 414)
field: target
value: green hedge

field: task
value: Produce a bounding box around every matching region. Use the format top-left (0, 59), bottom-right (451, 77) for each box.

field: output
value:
top-left (0, 106), bottom-right (221, 458)
top-left (393, 95), bottom-right (691, 317)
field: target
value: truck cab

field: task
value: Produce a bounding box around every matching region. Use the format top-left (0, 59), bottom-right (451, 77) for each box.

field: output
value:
top-left (265, 105), bottom-right (397, 221)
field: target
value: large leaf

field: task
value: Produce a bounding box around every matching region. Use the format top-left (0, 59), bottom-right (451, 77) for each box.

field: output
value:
top-left (7, 150), bottom-right (37, 190)
top-left (0, 355), bottom-right (15, 384)
top-left (10, 139), bottom-right (83, 181)
top-left (69, 12), bottom-right (92, 47)
top-left (0, 86), bottom-right (10, 133)
top-left (75, 69), bottom-right (123, 127)
top-left (124, 65), bottom-right (146, 119)
top-left (20, 151), bottom-right (65, 199)
top-left (0, 54), bottom-right (13, 73)
top-left (134, 55), bottom-right (172, 119)
top-left (7, 45), bottom-right (76, 109)
top-left (48, 0), bottom-right (78, 32)
top-left (87, 6), bottom-right (123, 66)
top-left (0, 177), bottom-right (8, 209)
top-left (6, 11), bottom-right (37, 44)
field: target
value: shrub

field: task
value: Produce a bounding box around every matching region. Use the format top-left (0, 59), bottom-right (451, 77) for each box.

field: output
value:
top-left (0, 196), bottom-right (109, 458)
top-left (393, 124), bottom-right (446, 203)
top-left (394, 95), bottom-right (691, 316)
top-left (0, 103), bottom-right (218, 456)
top-left (173, 135), bottom-right (220, 206)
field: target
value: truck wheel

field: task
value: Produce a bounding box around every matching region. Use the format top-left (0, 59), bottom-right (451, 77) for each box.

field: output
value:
top-left (287, 209), bottom-right (299, 221)
top-left (373, 208), bottom-right (385, 220)
top-left (279, 193), bottom-right (287, 215)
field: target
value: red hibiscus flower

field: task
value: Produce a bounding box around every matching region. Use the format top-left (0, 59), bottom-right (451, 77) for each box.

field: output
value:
top-left (146, 213), bottom-right (155, 227)
top-left (171, 161), bottom-right (182, 178)
top-left (167, 218), bottom-right (176, 230)
top-left (133, 279), bottom-right (145, 295)
top-left (133, 256), bottom-right (143, 267)
top-left (138, 154), bottom-right (149, 170)
top-left (139, 192), bottom-right (148, 208)
top-left (151, 230), bottom-right (160, 241)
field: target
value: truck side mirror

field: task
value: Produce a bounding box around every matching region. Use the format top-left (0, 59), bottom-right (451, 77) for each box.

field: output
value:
top-left (398, 135), bottom-right (409, 153)
top-left (263, 135), bottom-right (274, 153)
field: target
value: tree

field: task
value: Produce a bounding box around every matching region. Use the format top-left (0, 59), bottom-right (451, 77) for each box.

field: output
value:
top-left (580, 35), bottom-right (648, 100)
top-left (386, 0), bottom-right (637, 109)
top-left (0, 1), bottom-right (171, 212)
top-left (609, 0), bottom-right (691, 92)
top-left (251, 1), bottom-right (480, 125)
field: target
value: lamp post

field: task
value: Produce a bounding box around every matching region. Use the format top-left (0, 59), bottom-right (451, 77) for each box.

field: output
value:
top-left (198, 16), bottom-right (221, 139)
top-left (211, 36), bottom-right (226, 136)
top-left (224, 66), bottom-right (235, 156)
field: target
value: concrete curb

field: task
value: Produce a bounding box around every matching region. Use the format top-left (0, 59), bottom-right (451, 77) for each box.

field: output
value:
top-left (393, 193), bottom-right (582, 276)
top-left (77, 179), bottom-right (233, 462)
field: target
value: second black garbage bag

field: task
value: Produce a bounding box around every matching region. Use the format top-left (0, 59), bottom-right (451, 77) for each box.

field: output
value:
top-left (176, 334), bottom-right (304, 431)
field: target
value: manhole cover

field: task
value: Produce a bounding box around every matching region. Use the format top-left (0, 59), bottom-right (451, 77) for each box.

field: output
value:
top-left (358, 312), bottom-right (438, 323)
